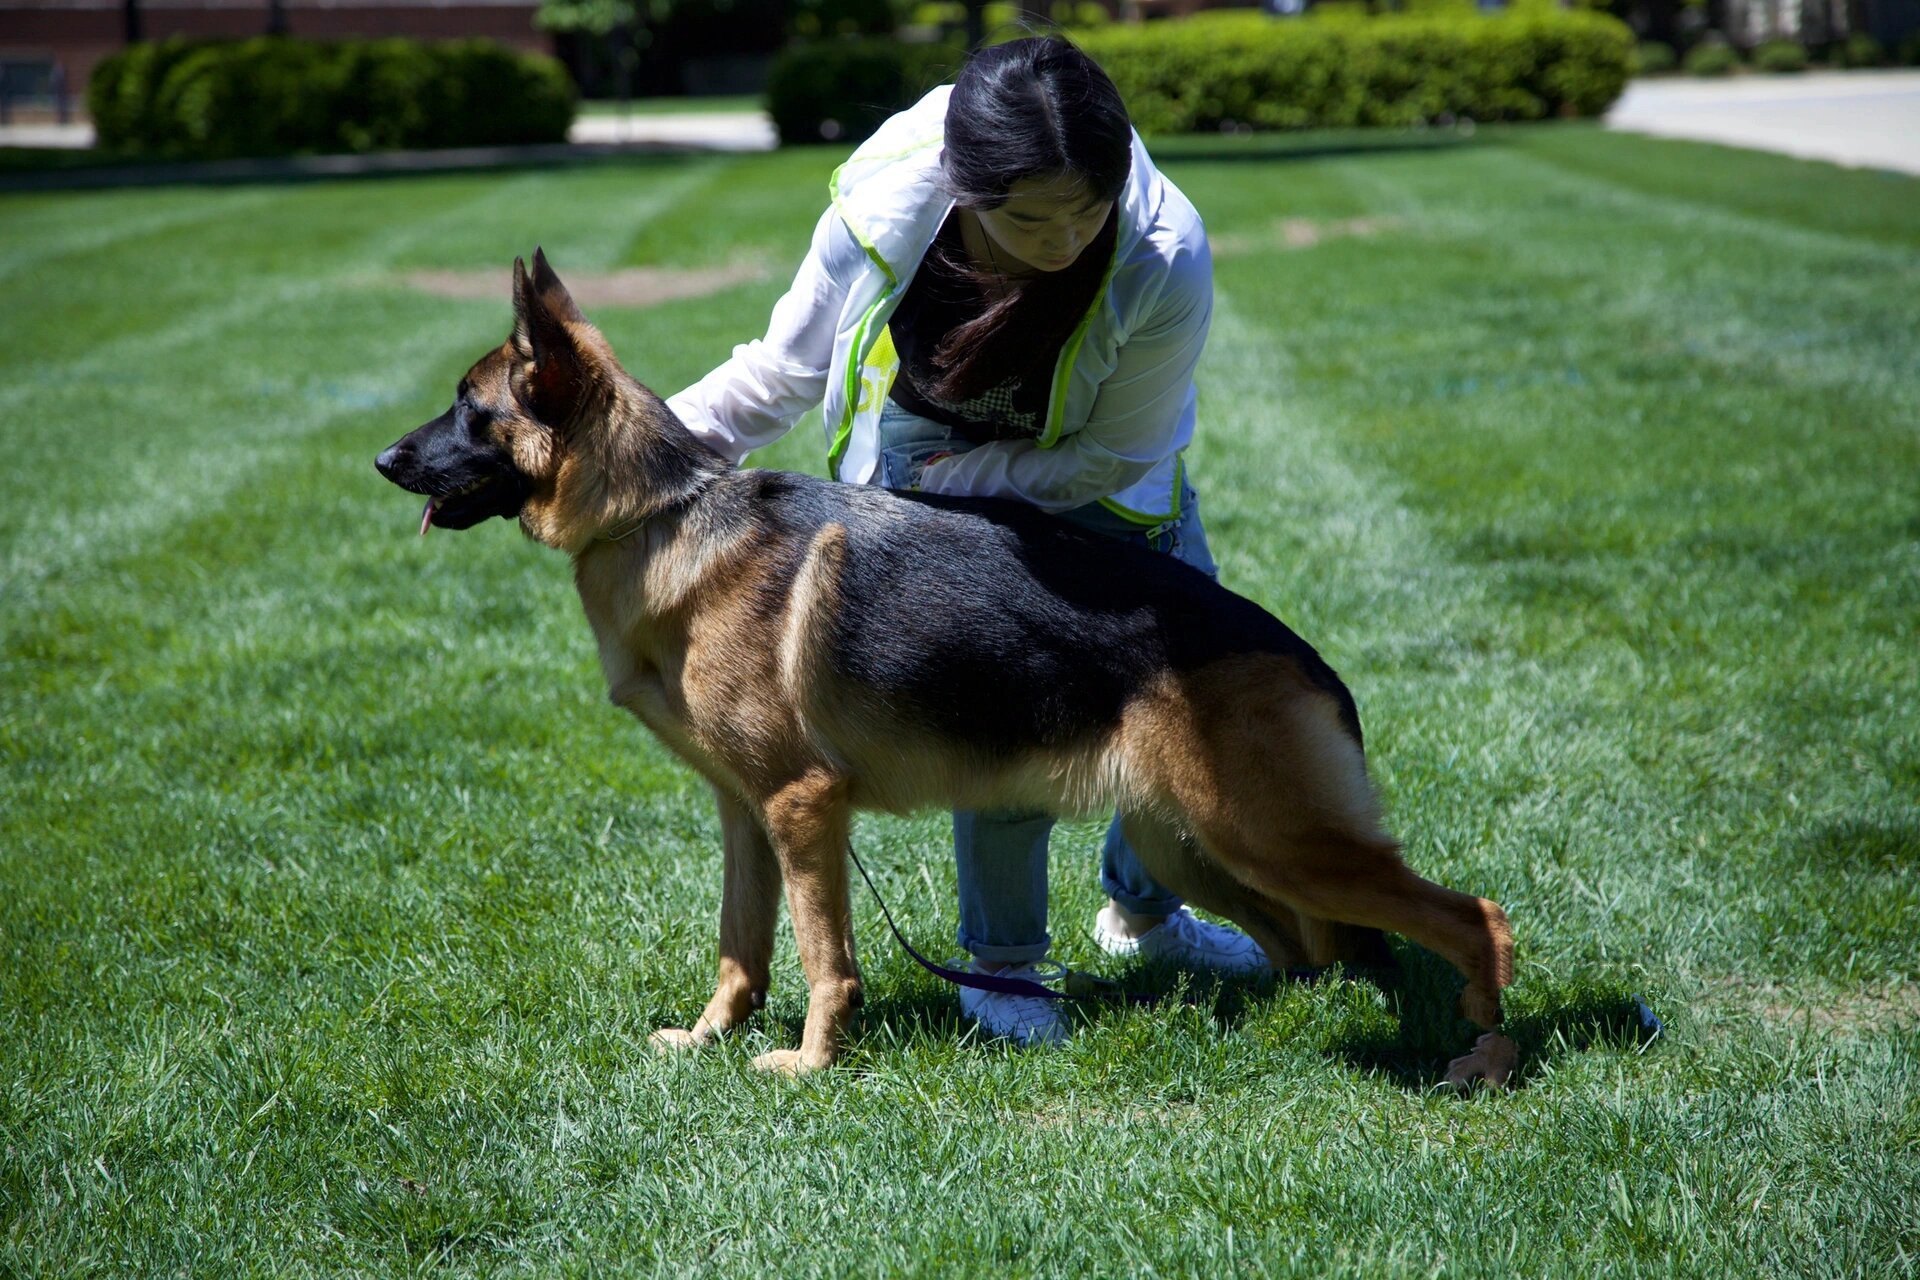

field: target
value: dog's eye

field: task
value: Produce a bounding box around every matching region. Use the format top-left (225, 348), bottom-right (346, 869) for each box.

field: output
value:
top-left (456, 401), bottom-right (494, 439)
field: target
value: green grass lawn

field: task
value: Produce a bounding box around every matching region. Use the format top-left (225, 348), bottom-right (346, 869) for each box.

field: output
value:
top-left (3, 127), bottom-right (1916, 1276)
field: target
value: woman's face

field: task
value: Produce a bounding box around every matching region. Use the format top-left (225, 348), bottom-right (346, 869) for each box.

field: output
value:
top-left (974, 173), bottom-right (1113, 274)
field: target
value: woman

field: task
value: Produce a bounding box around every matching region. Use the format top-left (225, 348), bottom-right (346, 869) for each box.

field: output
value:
top-left (667, 36), bottom-right (1265, 1046)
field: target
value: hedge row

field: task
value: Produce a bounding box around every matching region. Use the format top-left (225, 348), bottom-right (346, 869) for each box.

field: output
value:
top-left (89, 37), bottom-right (576, 161)
top-left (766, 37), bottom-right (965, 146)
top-left (766, 11), bottom-right (1633, 146)
top-left (1075, 12), bottom-right (1634, 133)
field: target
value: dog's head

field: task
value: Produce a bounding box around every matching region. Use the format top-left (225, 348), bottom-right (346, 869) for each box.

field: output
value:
top-left (376, 248), bottom-right (641, 545)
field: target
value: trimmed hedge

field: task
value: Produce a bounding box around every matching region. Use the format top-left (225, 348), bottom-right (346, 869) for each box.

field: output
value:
top-left (1075, 11), bottom-right (1635, 133)
top-left (1683, 35), bottom-right (1739, 77)
top-left (1835, 33), bottom-right (1884, 68)
top-left (1634, 40), bottom-right (1678, 76)
top-left (1752, 39), bottom-right (1808, 73)
top-left (766, 37), bottom-right (964, 145)
top-left (89, 37), bottom-right (576, 161)
top-left (766, 12), bottom-right (1633, 146)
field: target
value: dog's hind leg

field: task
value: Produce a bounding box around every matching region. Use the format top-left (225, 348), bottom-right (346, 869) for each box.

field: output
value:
top-left (1118, 814), bottom-right (1311, 971)
top-left (1206, 824), bottom-right (1517, 1089)
top-left (752, 768), bottom-right (862, 1075)
top-left (1123, 815), bottom-right (1394, 977)
top-left (1138, 672), bottom-right (1515, 1087)
top-left (652, 786), bottom-right (782, 1053)
top-left (1289, 915), bottom-right (1398, 973)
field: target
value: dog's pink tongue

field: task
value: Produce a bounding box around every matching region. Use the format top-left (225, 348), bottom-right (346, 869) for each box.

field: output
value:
top-left (420, 500), bottom-right (434, 537)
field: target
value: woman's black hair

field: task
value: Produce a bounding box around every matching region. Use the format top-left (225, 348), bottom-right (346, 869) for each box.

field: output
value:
top-left (924, 36), bottom-right (1133, 404)
top-left (942, 35), bottom-right (1133, 212)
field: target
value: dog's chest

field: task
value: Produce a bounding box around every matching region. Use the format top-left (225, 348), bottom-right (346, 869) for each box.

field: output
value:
top-left (600, 644), bottom-right (705, 755)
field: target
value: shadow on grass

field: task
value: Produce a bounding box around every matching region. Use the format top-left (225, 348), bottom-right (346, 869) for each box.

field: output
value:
top-left (829, 944), bottom-right (1658, 1093)
top-left (823, 956), bottom-right (1394, 1056)
top-left (1322, 949), bottom-right (1661, 1091)
top-left (765, 968), bottom-right (1267, 1056)
top-left (1795, 815), bottom-right (1920, 873)
top-left (0, 146), bottom-right (117, 176)
top-left (0, 144), bottom-right (710, 194)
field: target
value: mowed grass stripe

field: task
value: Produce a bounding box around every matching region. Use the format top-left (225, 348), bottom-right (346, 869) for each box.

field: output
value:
top-left (0, 176), bottom-right (526, 362)
top-left (1191, 165), bottom-right (1918, 1268)
top-left (0, 185), bottom-right (289, 282)
top-left (3, 135), bottom-right (1917, 1276)
top-left (1276, 141), bottom-right (1918, 659)
top-left (1182, 141), bottom-right (1918, 992)
top-left (1440, 144), bottom-right (1916, 405)
top-left (1501, 124), bottom-right (1920, 252)
top-left (1316, 148), bottom-right (1919, 431)
top-left (0, 157), bottom-right (730, 384)
top-left (0, 159), bottom-right (733, 601)
top-left (0, 303), bottom-right (496, 604)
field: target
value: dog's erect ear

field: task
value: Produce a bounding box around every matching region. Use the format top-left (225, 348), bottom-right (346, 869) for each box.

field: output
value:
top-left (511, 248), bottom-right (588, 421)
top-left (530, 247), bottom-right (584, 323)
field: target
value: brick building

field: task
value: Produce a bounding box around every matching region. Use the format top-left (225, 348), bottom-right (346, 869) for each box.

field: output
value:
top-left (0, 0), bottom-right (551, 116)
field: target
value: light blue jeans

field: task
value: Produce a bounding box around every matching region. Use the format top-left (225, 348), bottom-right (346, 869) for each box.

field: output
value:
top-left (876, 401), bottom-right (1220, 965)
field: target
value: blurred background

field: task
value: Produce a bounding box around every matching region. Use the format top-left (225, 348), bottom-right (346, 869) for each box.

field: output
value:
top-left (0, 0), bottom-right (1915, 164)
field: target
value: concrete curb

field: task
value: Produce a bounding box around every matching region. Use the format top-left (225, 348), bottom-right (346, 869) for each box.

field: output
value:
top-left (0, 109), bottom-right (777, 194)
top-left (0, 138), bottom-right (760, 194)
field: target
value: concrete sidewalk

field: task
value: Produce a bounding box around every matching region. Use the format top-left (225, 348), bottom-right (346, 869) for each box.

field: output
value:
top-left (569, 110), bottom-right (774, 151)
top-left (1606, 70), bottom-right (1920, 176)
top-left (0, 110), bottom-right (775, 154)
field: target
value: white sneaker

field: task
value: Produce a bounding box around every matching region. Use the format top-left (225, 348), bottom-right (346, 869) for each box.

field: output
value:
top-left (1093, 905), bottom-right (1269, 975)
top-left (956, 960), bottom-right (1071, 1047)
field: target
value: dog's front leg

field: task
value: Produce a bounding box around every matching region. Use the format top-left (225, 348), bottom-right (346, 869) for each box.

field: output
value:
top-left (753, 769), bottom-right (862, 1075)
top-left (651, 786), bottom-right (780, 1053)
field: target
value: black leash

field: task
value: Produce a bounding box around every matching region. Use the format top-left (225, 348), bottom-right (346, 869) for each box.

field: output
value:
top-left (845, 841), bottom-right (1146, 1004)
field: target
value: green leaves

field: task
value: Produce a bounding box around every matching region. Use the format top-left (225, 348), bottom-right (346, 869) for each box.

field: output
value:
top-left (1077, 11), bottom-right (1636, 133)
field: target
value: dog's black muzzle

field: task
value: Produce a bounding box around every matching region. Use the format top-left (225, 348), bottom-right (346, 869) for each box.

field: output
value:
top-left (376, 410), bottom-right (527, 532)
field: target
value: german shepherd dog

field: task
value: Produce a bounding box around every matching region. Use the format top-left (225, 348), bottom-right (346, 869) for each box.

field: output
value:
top-left (375, 251), bottom-right (1518, 1088)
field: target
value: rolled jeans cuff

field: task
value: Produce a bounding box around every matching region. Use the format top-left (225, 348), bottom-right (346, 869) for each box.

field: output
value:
top-left (1100, 815), bottom-right (1183, 919)
top-left (1099, 875), bottom-right (1182, 920)
top-left (953, 931), bottom-right (1053, 967)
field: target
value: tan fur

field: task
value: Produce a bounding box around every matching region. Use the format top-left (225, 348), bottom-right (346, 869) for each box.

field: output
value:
top-left (778, 525), bottom-right (849, 710)
top-left (408, 253), bottom-right (1518, 1087)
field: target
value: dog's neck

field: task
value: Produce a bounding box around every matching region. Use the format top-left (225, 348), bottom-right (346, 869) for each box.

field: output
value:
top-left (526, 377), bottom-right (731, 556)
top-left (597, 466), bottom-right (723, 544)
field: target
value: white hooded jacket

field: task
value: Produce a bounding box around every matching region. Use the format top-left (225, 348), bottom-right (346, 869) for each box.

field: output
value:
top-left (666, 84), bottom-right (1213, 523)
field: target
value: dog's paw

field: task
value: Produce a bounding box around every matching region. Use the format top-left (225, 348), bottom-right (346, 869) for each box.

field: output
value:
top-left (649, 1027), bottom-right (707, 1053)
top-left (1443, 1032), bottom-right (1518, 1093)
top-left (751, 1049), bottom-right (822, 1077)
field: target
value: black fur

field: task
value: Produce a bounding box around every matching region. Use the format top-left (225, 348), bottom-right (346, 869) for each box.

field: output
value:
top-left (373, 333), bottom-right (1362, 757)
top-left (716, 469), bottom-right (1363, 755)
top-left (375, 392), bottom-right (526, 529)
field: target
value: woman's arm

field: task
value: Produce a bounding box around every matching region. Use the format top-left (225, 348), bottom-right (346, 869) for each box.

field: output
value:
top-left (916, 242), bottom-right (1213, 513)
top-left (665, 207), bottom-right (855, 463)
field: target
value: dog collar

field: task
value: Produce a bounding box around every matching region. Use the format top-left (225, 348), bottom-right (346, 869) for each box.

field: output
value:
top-left (596, 471), bottom-right (724, 544)
top-left (601, 514), bottom-right (649, 543)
